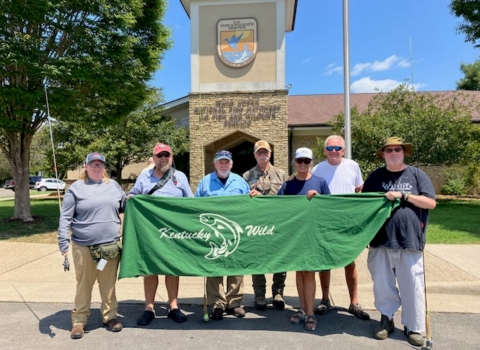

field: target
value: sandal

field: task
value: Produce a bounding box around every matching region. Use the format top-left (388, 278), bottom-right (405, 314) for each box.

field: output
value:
top-left (290, 310), bottom-right (306, 324)
top-left (304, 315), bottom-right (317, 331)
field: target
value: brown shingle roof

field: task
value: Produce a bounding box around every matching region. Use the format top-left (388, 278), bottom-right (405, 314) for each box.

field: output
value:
top-left (288, 91), bottom-right (480, 126)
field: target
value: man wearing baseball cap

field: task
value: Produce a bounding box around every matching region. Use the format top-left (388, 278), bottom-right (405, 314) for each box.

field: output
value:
top-left (195, 150), bottom-right (250, 320)
top-left (128, 143), bottom-right (194, 325)
top-left (243, 140), bottom-right (288, 311)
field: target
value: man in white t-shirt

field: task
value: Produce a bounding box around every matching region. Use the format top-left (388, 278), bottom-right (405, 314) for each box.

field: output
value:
top-left (311, 135), bottom-right (370, 320)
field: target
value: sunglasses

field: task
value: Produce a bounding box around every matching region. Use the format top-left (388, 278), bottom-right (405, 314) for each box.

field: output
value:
top-left (384, 147), bottom-right (403, 153)
top-left (156, 152), bottom-right (171, 158)
top-left (325, 146), bottom-right (343, 152)
top-left (295, 158), bottom-right (312, 165)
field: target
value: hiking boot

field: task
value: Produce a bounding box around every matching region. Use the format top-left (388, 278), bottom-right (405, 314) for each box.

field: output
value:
top-left (255, 295), bottom-right (267, 311)
top-left (404, 326), bottom-right (424, 346)
top-left (348, 303), bottom-right (370, 320)
top-left (226, 306), bottom-right (246, 318)
top-left (272, 294), bottom-right (285, 310)
top-left (314, 299), bottom-right (332, 315)
top-left (373, 314), bottom-right (395, 340)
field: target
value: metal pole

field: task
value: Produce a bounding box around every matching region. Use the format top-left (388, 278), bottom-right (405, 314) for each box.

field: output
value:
top-left (343, 0), bottom-right (352, 159)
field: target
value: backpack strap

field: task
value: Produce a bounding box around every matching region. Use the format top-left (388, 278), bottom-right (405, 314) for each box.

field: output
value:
top-left (147, 167), bottom-right (175, 195)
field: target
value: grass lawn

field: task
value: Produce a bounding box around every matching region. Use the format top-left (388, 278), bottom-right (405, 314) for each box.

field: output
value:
top-left (0, 197), bottom-right (479, 244)
top-left (427, 199), bottom-right (480, 244)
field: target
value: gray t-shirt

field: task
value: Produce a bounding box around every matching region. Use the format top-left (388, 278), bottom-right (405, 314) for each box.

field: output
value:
top-left (58, 179), bottom-right (125, 252)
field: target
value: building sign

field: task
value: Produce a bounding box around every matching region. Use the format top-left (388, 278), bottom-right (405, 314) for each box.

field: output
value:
top-left (193, 98), bottom-right (280, 128)
top-left (217, 18), bottom-right (257, 68)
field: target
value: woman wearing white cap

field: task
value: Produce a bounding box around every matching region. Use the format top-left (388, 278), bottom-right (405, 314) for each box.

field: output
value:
top-left (277, 147), bottom-right (330, 331)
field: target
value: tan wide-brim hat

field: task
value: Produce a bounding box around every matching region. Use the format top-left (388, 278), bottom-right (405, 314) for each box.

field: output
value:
top-left (375, 136), bottom-right (413, 158)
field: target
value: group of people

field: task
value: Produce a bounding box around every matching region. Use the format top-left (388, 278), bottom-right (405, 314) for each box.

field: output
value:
top-left (58, 135), bottom-right (436, 347)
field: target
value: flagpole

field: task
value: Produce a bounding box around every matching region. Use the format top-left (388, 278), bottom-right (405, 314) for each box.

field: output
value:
top-left (343, 0), bottom-right (352, 159)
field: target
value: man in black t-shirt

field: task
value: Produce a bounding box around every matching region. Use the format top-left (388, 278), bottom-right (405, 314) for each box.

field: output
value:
top-left (362, 137), bottom-right (436, 347)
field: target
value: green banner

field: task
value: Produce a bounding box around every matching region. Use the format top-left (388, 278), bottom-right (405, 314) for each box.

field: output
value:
top-left (119, 193), bottom-right (397, 279)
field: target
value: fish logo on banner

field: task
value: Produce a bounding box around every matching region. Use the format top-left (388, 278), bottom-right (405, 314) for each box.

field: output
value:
top-left (217, 18), bottom-right (257, 68)
top-left (200, 213), bottom-right (243, 259)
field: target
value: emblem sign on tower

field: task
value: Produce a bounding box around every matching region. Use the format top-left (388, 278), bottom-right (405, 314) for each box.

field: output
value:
top-left (217, 18), bottom-right (257, 68)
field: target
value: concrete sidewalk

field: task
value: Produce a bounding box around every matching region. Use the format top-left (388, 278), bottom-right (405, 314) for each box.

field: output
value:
top-left (0, 242), bottom-right (479, 314)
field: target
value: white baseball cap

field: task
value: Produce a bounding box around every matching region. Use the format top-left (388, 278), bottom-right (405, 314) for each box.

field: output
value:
top-left (295, 147), bottom-right (313, 159)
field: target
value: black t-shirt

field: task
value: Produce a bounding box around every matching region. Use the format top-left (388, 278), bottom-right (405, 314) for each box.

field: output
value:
top-left (362, 165), bottom-right (435, 251)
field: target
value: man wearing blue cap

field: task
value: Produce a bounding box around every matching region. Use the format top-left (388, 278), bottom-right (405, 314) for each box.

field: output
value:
top-left (195, 150), bottom-right (250, 320)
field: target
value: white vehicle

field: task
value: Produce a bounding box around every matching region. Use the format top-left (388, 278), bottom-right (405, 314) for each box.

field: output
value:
top-left (34, 178), bottom-right (66, 191)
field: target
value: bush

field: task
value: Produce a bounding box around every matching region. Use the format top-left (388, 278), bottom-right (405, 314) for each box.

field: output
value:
top-left (441, 166), bottom-right (467, 195)
top-left (465, 163), bottom-right (480, 196)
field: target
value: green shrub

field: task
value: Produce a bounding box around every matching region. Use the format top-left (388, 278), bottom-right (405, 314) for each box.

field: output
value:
top-left (441, 166), bottom-right (467, 195)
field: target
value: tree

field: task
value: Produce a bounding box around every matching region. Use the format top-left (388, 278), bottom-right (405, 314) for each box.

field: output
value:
top-left (456, 61), bottom-right (480, 90)
top-left (450, 0), bottom-right (480, 47)
top-left (0, 0), bottom-right (171, 221)
top-left (48, 89), bottom-right (189, 181)
top-left (326, 85), bottom-right (477, 177)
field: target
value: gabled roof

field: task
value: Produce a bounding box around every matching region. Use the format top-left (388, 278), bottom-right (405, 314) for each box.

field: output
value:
top-left (288, 91), bottom-right (480, 126)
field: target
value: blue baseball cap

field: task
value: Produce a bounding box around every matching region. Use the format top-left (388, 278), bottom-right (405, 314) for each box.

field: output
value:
top-left (85, 152), bottom-right (106, 164)
top-left (214, 150), bottom-right (232, 161)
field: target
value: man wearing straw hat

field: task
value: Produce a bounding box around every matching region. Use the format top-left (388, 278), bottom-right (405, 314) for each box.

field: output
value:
top-left (362, 136), bottom-right (436, 347)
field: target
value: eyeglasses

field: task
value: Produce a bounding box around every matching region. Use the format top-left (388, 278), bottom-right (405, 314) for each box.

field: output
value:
top-left (156, 152), bottom-right (171, 158)
top-left (295, 158), bottom-right (312, 165)
top-left (325, 146), bottom-right (343, 152)
top-left (87, 163), bottom-right (105, 169)
top-left (384, 147), bottom-right (403, 153)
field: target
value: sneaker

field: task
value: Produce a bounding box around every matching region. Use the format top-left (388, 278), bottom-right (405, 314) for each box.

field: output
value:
top-left (255, 295), bottom-right (267, 311)
top-left (211, 308), bottom-right (224, 321)
top-left (226, 306), bottom-right (246, 318)
top-left (404, 326), bottom-right (424, 346)
top-left (314, 299), bottom-right (332, 315)
top-left (272, 294), bottom-right (285, 310)
top-left (373, 314), bottom-right (395, 340)
top-left (348, 303), bottom-right (370, 320)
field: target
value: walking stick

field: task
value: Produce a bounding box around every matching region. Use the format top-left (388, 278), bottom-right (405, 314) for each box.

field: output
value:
top-left (203, 277), bottom-right (209, 322)
top-left (423, 250), bottom-right (433, 349)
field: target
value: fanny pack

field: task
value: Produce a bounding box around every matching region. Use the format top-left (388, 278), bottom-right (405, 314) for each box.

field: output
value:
top-left (89, 240), bottom-right (122, 263)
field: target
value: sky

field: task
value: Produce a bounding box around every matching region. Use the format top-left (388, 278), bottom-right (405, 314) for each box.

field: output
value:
top-left (152, 0), bottom-right (480, 102)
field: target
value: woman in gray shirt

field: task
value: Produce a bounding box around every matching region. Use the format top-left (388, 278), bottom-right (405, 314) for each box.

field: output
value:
top-left (58, 152), bottom-right (125, 339)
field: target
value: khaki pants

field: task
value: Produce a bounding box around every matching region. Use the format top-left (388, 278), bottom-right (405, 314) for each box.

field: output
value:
top-left (206, 275), bottom-right (244, 310)
top-left (71, 242), bottom-right (120, 326)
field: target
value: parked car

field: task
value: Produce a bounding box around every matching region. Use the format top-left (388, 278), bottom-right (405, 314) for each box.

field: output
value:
top-left (4, 179), bottom-right (14, 190)
top-left (6, 176), bottom-right (43, 191)
top-left (34, 178), bottom-right (66, 191)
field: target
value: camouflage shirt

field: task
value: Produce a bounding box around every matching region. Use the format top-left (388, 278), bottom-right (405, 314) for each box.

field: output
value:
top-left (242, 163), bottom-right (287, 196)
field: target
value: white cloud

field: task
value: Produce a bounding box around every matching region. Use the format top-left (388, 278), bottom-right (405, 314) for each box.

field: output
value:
top-left (325, 64), bottom-right (343, 75)
top-left (351, 55), bottom-right (411, 76)
top-left (301, 57), bottom-right (312, 64)
top-left (350, 77), bottom-right (425, 93)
